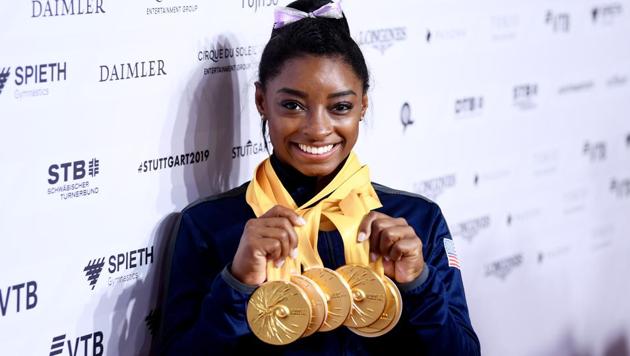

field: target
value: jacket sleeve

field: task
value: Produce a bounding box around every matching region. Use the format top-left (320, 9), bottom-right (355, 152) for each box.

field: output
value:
top-left (396, 203), bottom-right (481, 355)
top-left (158, 211), bottom-right (255, 355)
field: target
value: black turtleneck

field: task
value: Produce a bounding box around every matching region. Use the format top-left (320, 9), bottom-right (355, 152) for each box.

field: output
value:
top-left (269, 152), bottom-right (349, 207)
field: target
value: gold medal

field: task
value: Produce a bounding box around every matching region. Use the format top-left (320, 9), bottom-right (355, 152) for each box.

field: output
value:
top-left (336, 264), bottom-right (387, 328)
top-left (290, 274), bottom-right (328, 337)
top-left (349, 275), bottom-right (403, 337)
top-left (302, 267), bottom-right (352, 332)
top-left (247, 280), bottom-right (312, 345)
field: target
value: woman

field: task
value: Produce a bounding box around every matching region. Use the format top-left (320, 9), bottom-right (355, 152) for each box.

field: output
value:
top-left (159, 0), bottom-right (481, 354)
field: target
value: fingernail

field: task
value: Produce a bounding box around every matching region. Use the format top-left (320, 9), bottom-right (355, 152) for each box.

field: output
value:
top-left (357, 232), bottom-right (367, 242)
top-left (290, 248), bottom-right (298, 259)
top-left (370, 253), bottom-right (377, 262)
top-left (275, 259), bottom-right (285, 268)
top-left (384, 256), bottom-right (391, 262)
top-left (296, 217), bottom-right (306, 226)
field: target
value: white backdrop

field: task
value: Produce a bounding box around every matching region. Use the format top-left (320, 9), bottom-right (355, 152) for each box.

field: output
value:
top-left (1, 1), bottom-right (630, 355)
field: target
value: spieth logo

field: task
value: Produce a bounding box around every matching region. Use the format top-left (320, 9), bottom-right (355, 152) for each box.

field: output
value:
top-left (83, 246), bottom-right (154, 291)
top-left (485, 254), bottom-right (523, 280)
top-left (1, 62), bottom-right (67, 99)
top-left (32, 0), bottom-right (105, 17)
top-left (545, 10), bottom-right (570, 32)
top-left (47, 158), bottom-right (100, 200)
top-left (412, 174), bottom-right (456, 201)
top-left (99, 60), bottom-right (166, 82)
top-left (232, 139), bottom-right (266, 159)
top-left (454, 96), bottom-right (484, 118)
top-left (0, 67), bottom-right (10, 95)
top-left (357, 27), bottom-right (407, 54)
top-left (453, 216), bottom-right (491, 242)
top-left (242, 0), bottom-right (278, 12)
top-left (400, 102), bottom-right (414, 132)
top-left (583, 141), bottom-right (607, 162)
top-left (49, 331), bottom-right (104, 356)
top-left (592, 4), bottom-right (623, 24)
top-left (610, 178), bottom-right (630, 198)
top-left (1, 281), bottom-right (38, 317)
top-left (513, 84), bottom-right (537, 110)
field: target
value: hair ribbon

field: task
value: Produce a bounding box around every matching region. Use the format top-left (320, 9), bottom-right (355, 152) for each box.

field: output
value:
top-left (273, 1), bottom-right (343, 29)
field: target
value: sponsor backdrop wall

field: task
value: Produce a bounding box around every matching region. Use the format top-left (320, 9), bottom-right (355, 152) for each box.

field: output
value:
top-left (1, 0), bottom-right (629, 355)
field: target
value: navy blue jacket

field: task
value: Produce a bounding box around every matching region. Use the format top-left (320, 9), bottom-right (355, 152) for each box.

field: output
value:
top-left (159, 159), bottom-right (480, 355)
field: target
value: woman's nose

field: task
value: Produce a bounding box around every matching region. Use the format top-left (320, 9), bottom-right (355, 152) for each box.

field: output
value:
top-left (303, 108), bottom-right (333, 139)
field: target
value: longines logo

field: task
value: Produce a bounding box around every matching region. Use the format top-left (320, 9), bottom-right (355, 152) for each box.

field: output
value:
top-left (32, 0), bottom-right (105, 18)
top-left (357, 27), bottom-right (407, 54)
top-left (1, 281), bottom-right (38, 317)
top-left (47, 158), bottom-right (100, 200)
top-left (83, 246), bottom-right (154, 291)
top-left (610, 178), bottom-right (630, 198)
top-left (1, 62), bottom-right (67, 99)
top-left (146, 0), bottom-right (198, 15)
top-left (242, 0), bottom-right (278, 12)
top-left (558, 80), bottom-right (594, 95)
top-left (99, 60), bottom-right (166, 82)
top-left (49, 331), bottom-right (104, 356)
top-left (138, 149), bottom-right (210, 173)
top-left (485, 254), bottom-right (523, 280)
top-left (413, 174), bottom-right (456, 200)
top-left (513, 84), bottom-right (537, 110)
top-left (545, 10), bottom-right (570, 33)
top-left (453, 216), bottom-right (491, 242)
top-left (592, 4), bottom-right (623, 24)
top-left (583, 141), bottom-right (606, 162)
top-left (454, 96), bottom-right (484, 118)
top-left (400, 102), bottom-right (414, 132)
top-left (232, 139), bottom-right (266, 159)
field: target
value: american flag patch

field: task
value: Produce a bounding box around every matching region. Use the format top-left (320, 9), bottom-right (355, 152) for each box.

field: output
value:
top-left (443, 238), bottom-right (461, 269)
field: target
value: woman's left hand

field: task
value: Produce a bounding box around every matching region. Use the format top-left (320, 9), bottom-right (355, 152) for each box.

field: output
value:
top-left (357, 211), bottom-right (425, 284)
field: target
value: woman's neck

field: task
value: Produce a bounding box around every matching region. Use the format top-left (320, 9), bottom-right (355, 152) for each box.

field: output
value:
top-left (269, 153), bottom-right (348, 206)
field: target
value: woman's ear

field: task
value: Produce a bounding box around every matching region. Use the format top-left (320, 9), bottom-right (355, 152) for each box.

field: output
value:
top-left (255, 81), bottom-right (266, 117)
top-left (361, 93), bottom-right (369, 118)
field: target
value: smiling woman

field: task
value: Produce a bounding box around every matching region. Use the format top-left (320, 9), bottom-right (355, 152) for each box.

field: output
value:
top-left (159, 1), bottom-right (481, 355)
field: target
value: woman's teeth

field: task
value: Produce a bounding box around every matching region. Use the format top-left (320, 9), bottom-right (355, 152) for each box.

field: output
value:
top-left (298, 143), bottom-right (334, 155)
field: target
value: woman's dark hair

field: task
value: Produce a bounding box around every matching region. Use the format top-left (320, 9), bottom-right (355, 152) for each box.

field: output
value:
top-left (259, 0), bottom-right (369, 152)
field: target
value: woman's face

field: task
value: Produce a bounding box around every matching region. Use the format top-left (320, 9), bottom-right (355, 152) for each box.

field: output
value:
top-left (256, 55), bottom-right (368, 177)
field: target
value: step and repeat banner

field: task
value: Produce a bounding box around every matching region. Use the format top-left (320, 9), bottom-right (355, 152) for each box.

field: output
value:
top-left (1, 0), bottom-right (629, 355)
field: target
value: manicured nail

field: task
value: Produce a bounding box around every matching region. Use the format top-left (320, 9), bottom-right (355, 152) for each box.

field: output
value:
top-left (384, 256), bottom-right (391, 262)
top-left (275, 259), bottom-right (285, 268)
top-left (370, 253), bottom-right (377, 262)
top-left (296, 217), bottom-right (306, 226)
top-left (357, 232), bottom-right (367, 242)
top-left (290, 248), bottom-right (298, 259)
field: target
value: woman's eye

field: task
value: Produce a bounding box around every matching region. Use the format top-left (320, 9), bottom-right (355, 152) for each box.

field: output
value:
top-left (333, 102), bottom-right (353, 113)
top-left (281, 101), bottom-right (303, 111)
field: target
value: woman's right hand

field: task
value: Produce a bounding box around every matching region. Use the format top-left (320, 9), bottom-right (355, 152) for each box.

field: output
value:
top-left (231, 205), bottom-right (305, 286)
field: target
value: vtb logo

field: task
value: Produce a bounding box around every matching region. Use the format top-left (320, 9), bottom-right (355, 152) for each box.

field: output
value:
top-left (0, 67), bottom-right (10, 95)
top-left (48, 158), bottom-right (100, 185)
top-left (49, 331), bottom-right (104, 356)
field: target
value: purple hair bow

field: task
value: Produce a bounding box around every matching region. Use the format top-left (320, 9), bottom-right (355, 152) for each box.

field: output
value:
top-left (273, 1), bottom-right (343, 29)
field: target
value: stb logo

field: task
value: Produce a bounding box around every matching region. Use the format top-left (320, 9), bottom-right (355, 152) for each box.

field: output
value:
top-left (400, 102), bottom-right (414, 132)
top-left (48, 158), bottom-right (100, 184)
top-left (0, 67), bottom-right (10, 95)
top-left (83, 258), bottom-right (105, 290)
